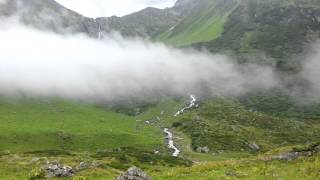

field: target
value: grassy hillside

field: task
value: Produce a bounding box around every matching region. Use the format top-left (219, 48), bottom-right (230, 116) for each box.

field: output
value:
top-left (156, 0), bottom-right (239, 46)
top-left (165, 97), bottom-right (320, 154)
top-left (239, 89), bottom-right (320, 120)
top-left (1, 143), bottom-right (320, 179)
top-left (3, 154), bottom-right (320, 179)
top-left (0, 97), bottom-right (162, 153)
top-left (152, 154), bottom-right (320, 179)
top-left (193, 0), bottom-right (320, 71)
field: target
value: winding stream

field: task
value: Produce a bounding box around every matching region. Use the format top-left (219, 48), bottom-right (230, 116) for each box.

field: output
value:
top-left (164, 95), bottom-right (197, 157)
top-left (174, 94), bottom-right (197, 117)
top-left (164, 128), bottom-right (180, 157)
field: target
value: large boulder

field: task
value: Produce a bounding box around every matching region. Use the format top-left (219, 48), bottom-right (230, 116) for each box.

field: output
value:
top-left (116, 166), bottom-right (152, 180)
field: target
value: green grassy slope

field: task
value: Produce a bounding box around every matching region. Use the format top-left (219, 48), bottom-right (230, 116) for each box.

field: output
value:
top-left (2, 149), bottom-right (320, 179)
top-left (193, 0), bottom-right (320, 71)
top-left (164, 97), bottom-right (320, 154)
top-left (116, 96), bottom-right (320, 160)
top-left (156, 0), bottom-right (239, 46)
top-left (0, 97), bottom-right (162, 153)
top-left (239, 89), bottom-right (320, 120)
top-left (151, 154), bottom-right (320, 179)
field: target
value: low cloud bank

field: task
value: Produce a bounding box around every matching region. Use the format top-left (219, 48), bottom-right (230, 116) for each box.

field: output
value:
top-left (301, 42), bottom-right (320, 102)
top-left (0, 19), bottom-right (280, 102)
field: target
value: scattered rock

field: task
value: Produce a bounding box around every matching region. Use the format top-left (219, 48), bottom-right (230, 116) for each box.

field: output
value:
top-left (44, 161), bottom-right (74, 178)
top-left (75, 162), bottom-right (89, 171)
top-left (314, 145), bottom-right (320, 151)
top-left (225, 170), bottom-right (238, 177)
top-left (154, 150), bottom-right (160, 154)
top-left (273, 152), bottom-right (301, 161)
top-left (248, 142), bottom-right (260, 151)
top-left (217, 150), bottom-right (224, 154)
top-left (196, 146), bottom-right (210, 153)
top-left (91, 161), bottom-right (102, 168)
top-left (116, 166), bottom-right (152, 180)
top-left (271, 143), bottom-right (320, 161)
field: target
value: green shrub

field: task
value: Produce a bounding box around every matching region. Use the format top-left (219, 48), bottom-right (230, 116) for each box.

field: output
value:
top-left (28, 168), bottom-right (46, 180)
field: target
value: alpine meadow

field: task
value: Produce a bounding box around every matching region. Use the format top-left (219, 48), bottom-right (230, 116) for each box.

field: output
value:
top-left (1, 0), bottom-right (320, 179)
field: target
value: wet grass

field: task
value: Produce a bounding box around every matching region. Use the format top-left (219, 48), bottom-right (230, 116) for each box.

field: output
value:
top-left (0, 97), bottom-right (162, 153)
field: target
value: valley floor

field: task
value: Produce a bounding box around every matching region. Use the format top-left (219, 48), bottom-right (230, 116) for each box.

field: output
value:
top-left (1, 152), bottom-right (320, 179)
top-left (0, 96), bottom-right (320, 179)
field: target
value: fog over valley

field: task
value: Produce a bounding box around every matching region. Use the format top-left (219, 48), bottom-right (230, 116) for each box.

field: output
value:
top-left (0, 19), bottom-right (280, 102)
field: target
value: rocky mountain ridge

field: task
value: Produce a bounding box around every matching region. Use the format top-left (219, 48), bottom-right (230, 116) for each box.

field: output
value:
top-left (0, 0), bottom-right (195, 38)
top-left (1, 0), bottom-right (320, 70)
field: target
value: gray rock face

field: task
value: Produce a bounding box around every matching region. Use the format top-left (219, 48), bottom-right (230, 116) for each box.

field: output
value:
top-left (0, 0), bottom-right (185, 39)
top-left (44, 161), bottom-right (74, 178)
top-left (116, 166), bottom-right (152, 180)
top-left (75, 162), bottom-right (89, 171)
top-left (0, 0), bottom-right (100, 36)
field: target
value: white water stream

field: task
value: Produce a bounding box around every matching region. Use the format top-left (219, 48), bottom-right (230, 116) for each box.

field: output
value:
top-left (164, 128), bottom-right (180, 157)
top-left (164, 95), bottom-right (197, 157)
top-left (174, 94), bottom-right (197, 117)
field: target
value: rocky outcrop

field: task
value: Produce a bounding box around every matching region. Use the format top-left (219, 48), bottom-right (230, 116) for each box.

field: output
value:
top-left (196, 146), bottom-right (210, 153)
top-left (44, 161), bottom-right (74, 178)
top-left (0, 0), bottom-right (185, 39)
top-left (273, 151), bottom-right (312, 161)
top-left (116, 166), bottom-right (152, 180)
top-left (0, 0), bottom-right (100, 37)
top-left (270, 144), bottom-right (320, 161)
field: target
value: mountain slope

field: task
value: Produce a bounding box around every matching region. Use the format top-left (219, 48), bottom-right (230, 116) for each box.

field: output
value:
top-left (3, 0), bottom-right (320, 58)
top-left (0, 0), bottom-right (185, 38)
top-left (192, 0), bottom-right (320, 71)
top-left (0, 0), bottom-right (100, 36)
top-left (157, 0), bottom-right (239, 46)
top-left (165, 97), bottom-right (320, 154)
top-left (96, 7), bottom-right (182, 38)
